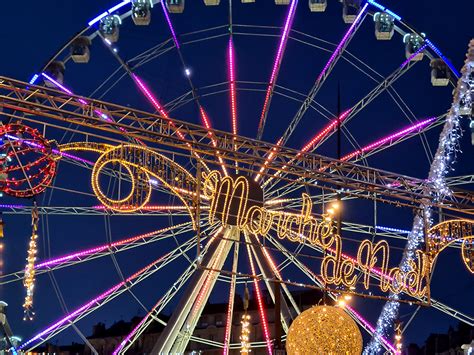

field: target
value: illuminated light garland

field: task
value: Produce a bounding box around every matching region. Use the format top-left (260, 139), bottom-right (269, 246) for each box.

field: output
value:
top-left (19, 251), bottom-right (172, 350)
top-left (23, 203), bottom-right (39, 320)
top-left (35, 223), bottom-right (190, 270)
top-left (394, 321), bottom-right (403, 354)
top-left (160, 0), bottom-right (180, 49)
top-left (92, 205), bottom-right (208, 211)
top-left (341, 117), bottom-right (437, 161)
top-left (240, 313), bottom-right (251, 354)
top-left (427, 219), bottom-right (474, 273)
top-left (228, 37), bottom-right (238, 136)
top-left (245, 237), bottom-right (273, 355)
top-left (365, 40), bottom-right (473, 354)
top-left (257, 0), bottom-right (298, 138)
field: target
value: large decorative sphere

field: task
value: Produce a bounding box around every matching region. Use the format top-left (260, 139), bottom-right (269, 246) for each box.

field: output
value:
top-left (286, 305), bottom-right (363, 355)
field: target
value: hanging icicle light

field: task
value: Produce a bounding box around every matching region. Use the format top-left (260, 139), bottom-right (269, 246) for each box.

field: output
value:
top-left (240, 313), bottom-right (251, 354)
top-left (23, 202), bottom-right (39, 321)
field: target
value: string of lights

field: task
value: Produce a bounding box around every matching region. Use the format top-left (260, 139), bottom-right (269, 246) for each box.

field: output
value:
top-left (365, 40), bottom-right (473, 354)
top-left (22, 203), bottom-right (39, 320)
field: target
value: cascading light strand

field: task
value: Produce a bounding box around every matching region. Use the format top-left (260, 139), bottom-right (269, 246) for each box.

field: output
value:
top-left (341, 117), bottom-right (437, 161)
top-left (22, 203), bottom-right (39, 321)
top-left (257, 0), bottom-right (298, 139)
top-left (245, 238), bottom-right (273, 354)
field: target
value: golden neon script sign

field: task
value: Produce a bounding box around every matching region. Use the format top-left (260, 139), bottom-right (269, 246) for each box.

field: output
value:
top-left (59, 144), bottom-right (471, 298)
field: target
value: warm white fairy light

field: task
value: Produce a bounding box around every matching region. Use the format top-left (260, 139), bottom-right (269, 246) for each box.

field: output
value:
top-left (365, 40), bottom-right (474, 353)
top-left (23, 203), bottom-right (39, 320)
top-left (240, 313), bottom-right (251, 354)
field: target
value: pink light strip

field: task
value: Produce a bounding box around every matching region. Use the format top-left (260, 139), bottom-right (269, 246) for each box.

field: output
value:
top-left (300, 109), bottom-right (351, 153)
top-left (223, 263), bottom-right (236, 355)
top-left (246, 242), bottom-right (273, 354)
top-left (341, 117), bottom-right (436, 161)
top-left (228, 37), bottom-right (238, 136)
top-left (35, 223), bottom-right (189, 270)
top-left (19, 252), bottom-right (171, 350)
top-left (160, 0), bottom-right (180, 49)
top-left (258, 0), bottom-right (298, 135)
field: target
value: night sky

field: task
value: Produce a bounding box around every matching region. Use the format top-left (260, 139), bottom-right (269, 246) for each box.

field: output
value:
top-left (1, 0), bottom-right (474, 351)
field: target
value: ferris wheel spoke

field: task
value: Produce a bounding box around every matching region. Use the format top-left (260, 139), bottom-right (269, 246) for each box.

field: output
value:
top-left (151, 226), bottom-right (237, 354)
top-left (244, 231), bottom-right (273, 354)
top-left (253, 234), bottom-right (301, 316)
top-left (19, 236), bottom-right (198, 352)
top-left (446, 175), bottom-right (474, 186)
top-left (276, 3), bottom-right (369, 148)
top-left (223, 238), bottom-right (239, 355)
top-left (262, 49), bottom-right (425, 193)
top-left (115, 255), bottom-right (201, 354)
top-left (0, 222), bottom-right (195, 286)
top-left (247, 234), bottom-right (293, 333)
top-left (256, 0), bottom-right (298, 141)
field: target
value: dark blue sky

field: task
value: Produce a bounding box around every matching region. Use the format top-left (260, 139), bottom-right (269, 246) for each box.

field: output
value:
top-left (1, 0), bottom-right (474, 351)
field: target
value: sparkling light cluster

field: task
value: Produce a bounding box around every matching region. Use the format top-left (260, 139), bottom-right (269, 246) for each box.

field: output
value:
top-left (240, 313), bottom-right (251, 354)
top-left (228, 37), bottom-right (238, 136)
top-left (286, 305), bottom-right (362, 355)
top-left (365, 40), bottom-right (474, 354)
top-left (23, 204), bottom-right (39, 320)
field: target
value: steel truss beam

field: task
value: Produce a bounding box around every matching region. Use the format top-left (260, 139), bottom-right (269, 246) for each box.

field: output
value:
top-left (0, 77), bottom-right (472, 215)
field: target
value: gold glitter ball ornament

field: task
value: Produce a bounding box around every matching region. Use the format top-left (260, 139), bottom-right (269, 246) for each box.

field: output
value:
top-left (286, 305), bottom-right (363, 355)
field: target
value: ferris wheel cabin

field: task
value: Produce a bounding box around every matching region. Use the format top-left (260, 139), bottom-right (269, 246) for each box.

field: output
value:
top-left (309, 0), bottom-right (327, 12)
top-left (166, 0), bottom-right (185, 13)
top-left (342, 0), bottom-right (361, 24)
top-left (43, 61), bottom-right (65, 87)
top-left (373, 12), bottom-right (394, 40)
top-left (404, 33), bottom-right (425, 61)
top-left (132, 0), bottom-right (153, 26)
top-left (99, 14), bottom-right (122, 43)
top-left (71, 36), bottom-right (91, 63)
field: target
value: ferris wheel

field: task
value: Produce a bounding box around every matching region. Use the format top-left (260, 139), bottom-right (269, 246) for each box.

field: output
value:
top-left (1, 0), bottom-right (473, 354)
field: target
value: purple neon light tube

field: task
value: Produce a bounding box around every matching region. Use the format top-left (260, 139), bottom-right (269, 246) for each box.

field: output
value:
top-left (4, 134), bottom-right (93, 165)
top-left (161, 0), bottom-right (180, 49)
top-left (259, 0), bottom-right (298, 129)
top-left (317, 2), bottom-right (369, 82)
top-left (19, 252), bottom-right (171, 350)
